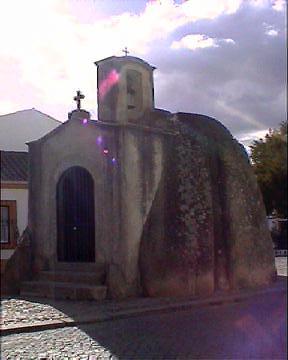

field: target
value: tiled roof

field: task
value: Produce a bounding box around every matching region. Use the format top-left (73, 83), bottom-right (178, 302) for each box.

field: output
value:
top-left (0, 151), bottom-right (28, 182)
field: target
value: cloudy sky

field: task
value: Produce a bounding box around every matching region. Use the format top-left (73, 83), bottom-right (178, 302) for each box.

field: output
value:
top-left (0, 0), bottom-right (286, 145)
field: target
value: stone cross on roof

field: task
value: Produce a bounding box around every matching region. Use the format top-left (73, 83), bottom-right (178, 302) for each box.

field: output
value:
top-left (73, 90), bottom-right (85, 110)
top-left (122, 47), bottom-right (129, 56)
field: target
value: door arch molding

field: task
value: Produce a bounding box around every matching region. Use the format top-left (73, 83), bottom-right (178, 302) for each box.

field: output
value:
top-left (57, 166), bottom-right (95, 262)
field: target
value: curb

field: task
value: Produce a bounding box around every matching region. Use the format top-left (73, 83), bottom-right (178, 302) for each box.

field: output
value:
top-left (1, 282), bottom-right (286, 336)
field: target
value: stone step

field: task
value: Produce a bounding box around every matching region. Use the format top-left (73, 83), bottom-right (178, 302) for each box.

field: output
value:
top-left (20, 281), bottom-right (107, 301)
top-left (37, 270), bottom-right (106, 285)
top-left (53, 262), bottom-right (106, 273)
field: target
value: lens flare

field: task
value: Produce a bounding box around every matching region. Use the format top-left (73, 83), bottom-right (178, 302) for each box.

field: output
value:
top-left (82, 118), bottom-right (88, 125)
top-left (99, 69), bottom-right (120, 100)
top-left (96, 136), bottom-right (103, 145)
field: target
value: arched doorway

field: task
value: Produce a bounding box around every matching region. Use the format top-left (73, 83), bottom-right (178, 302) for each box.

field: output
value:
top-left (57, 166), bottom-right (95, 262)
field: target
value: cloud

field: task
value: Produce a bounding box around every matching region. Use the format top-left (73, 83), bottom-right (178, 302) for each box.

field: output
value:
top-left (171, 34), bottom-right (235, 50)
top-left (222, 38), bottom-right (236, 44)
top-left (0, 0), bottom-right (245, 120)
top-left (238, 128), bottom-right (270, 152)
top-left (239, 129), bottom-right (270, 143)
top-left (248, 0), bottom-right (285, 9)
top-left (0, 0), bottom-right (286, 145)
top-left (153, 1), bottom-right (286, 139)
top-left (266, 28), bottom-right (279, 35)
top-left (272, 0), bottom-right (286, 11)
top-left (263, 22), bottom-right (280, 36)
top-left (171, 34), bottom-right (219, 50)
top-left (179, 0), bottom-right (243, 19)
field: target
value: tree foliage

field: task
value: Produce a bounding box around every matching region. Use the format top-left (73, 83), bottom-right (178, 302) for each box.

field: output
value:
top-left (250, 122), bottom-right (287, 217)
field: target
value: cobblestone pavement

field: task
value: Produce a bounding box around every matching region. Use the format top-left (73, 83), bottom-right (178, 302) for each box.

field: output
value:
top-left (0, 299), bottom-right (72, 328)
top-left (0, 295), bottom-right (191, 329)
top-left (1, 291), bottom-right (286, 359)
top-left (1, 257), bottom-right (285, 329)
top-left (1, 326), bottom-right (113, 359)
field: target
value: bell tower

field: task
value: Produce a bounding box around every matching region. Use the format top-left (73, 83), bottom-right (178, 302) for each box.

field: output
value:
top-left (95, 55), bottom-right (155, 123)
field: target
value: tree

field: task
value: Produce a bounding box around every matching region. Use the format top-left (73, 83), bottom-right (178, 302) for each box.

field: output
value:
top-left (250, 121), bottom-right (287, 217)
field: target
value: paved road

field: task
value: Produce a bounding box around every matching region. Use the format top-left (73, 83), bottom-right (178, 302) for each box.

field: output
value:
top-left (1, 290), bottom-right (286, 359)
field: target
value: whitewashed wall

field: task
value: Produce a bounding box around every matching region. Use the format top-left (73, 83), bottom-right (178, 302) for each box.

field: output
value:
top-left (0, 109), bottom-right (61, 151)
top-left (0, 108), bottom-right (60, 261)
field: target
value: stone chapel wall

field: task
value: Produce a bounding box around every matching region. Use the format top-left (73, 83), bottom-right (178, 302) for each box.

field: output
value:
top-left (27, 55), bottom-right (276, 300)
top-left (107, 125), bottom-right (167, 298)
top-left (96, 56), bottom-right (154, 124)
top-left (28, 119), bottom-right (121, 274)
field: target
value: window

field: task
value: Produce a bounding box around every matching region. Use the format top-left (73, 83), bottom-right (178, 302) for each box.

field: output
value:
top-left (1, 206), bottom-right (9, 243)
top-left (0, 201), bottom-right (17, 249)
top-left (126, 70), bottom-right (143, 111)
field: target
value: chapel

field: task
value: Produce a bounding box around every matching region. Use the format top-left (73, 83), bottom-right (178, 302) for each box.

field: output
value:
top-left (9, 55), bottom-right (276, 300)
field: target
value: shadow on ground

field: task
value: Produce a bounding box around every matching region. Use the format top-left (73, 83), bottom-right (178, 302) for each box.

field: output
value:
top-left (73, 288), bottom-right (288, 359)
top-left (1, 276), bottom-right (287, 359)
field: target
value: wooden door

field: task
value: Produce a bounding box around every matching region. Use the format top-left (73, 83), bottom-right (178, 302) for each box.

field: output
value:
top-left (57, 166), bottom-right (95, 262)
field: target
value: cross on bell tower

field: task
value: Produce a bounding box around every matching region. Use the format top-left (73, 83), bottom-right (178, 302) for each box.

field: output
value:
top-left (122, 47), bottom-right (129, 56)
top-left (73, 90), bottom-right (85, 110)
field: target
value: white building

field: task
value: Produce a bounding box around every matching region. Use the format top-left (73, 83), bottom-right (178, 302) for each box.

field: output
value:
top-left (0, 109), bottom-right (61, 271)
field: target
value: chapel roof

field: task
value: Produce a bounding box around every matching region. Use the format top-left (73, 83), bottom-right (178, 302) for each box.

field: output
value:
top-left (94, 55), bottom-right (156, 70)
top-left (0, 151), bottom-right (28, 182)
